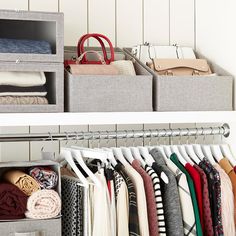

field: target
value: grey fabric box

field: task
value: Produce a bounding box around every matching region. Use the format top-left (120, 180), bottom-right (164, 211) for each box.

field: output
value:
top-left (0, 62), bottom-right (64, 113)
top-left (0, 161), bottom-right (61, 236)
top-left (0, 10), bottom-right (64, 63)
top-left (64, 47), bottom-right (153, 112)
top-left (124, 48), bottom-right (233, 111)
top-left (0, 218), bottom-right (61, 236)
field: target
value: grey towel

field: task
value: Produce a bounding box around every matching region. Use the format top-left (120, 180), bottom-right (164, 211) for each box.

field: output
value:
top-left (150, 148), bottom-right (184, 236)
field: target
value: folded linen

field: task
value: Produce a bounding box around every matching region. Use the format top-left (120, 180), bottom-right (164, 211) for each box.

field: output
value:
top-left (4, 170), bottom-right (40, 196)
top-left (0, 38), bottom-right (52, 54)
top-left (0, 183), bottom-right (28, 220)
top-left (0, 71), bottom-right (46, 87)
top-left (25, 190), bottom-right (61, 219)
top-left (0, 96), bottom-right (48, 105)
top-left (29, 167), bottom-right (58, 189)
top-left (0, 92), bottom-right (47, 96)
top-left (0, 85), bottom-right (46, 93)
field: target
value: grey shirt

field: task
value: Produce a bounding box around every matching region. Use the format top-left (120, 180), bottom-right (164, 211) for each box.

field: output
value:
top-left (150, 148), bottom-right (184, 236)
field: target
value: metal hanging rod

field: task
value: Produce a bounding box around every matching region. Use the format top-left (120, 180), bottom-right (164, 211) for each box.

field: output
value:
top-left (0, 124), bottom-right (230, 143)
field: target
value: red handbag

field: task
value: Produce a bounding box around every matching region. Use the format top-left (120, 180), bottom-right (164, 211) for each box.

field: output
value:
top-left (64, 33), bottom-right (115, 67)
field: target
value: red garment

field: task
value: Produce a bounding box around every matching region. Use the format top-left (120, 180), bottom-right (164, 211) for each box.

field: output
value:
top-left (0, 183), bottom-right (27, 220)
top-left (132, 160), bottom-right (159, 236)
top-left (185, 163), bottom-right (204, 232)
top-left (107, 180), bottom-right (111, 200)
top-left (194, 165), bottom-right (214, 236)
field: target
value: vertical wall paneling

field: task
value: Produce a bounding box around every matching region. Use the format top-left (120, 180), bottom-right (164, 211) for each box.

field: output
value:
top-left (60, 125), bottom-right (89, 149)
top-left (88, 0), bottom-right (116, 46)
top-left (29, 0), bottom-right (59, 12)
top-left (30, 126), bottom-right (60, 161)
top-left (170, 0), bottom-right (195, 47)
top-left (0, 0), bottom-right (28, 10)
top-left (0, 126), bottom-right (30, 162)
top-left (144, 0), bottom-right (170, 45)
top-left (116, 0), bottom-right (143, 47)
top-left (60, 0), bottom-right (88, 46)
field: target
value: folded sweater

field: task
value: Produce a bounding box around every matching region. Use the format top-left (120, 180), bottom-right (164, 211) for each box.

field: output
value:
top-left (0, 96), bottom-right (48, 105)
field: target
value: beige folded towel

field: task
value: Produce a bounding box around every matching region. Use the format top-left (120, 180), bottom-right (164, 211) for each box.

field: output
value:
top-left (4, 170), bottom-right (40, 196)
top-left (25, 189), bottom-right (61, 219)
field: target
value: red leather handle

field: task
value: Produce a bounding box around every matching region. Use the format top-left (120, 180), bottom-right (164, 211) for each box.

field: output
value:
top-left (77, 33), bottom-right (115, 64)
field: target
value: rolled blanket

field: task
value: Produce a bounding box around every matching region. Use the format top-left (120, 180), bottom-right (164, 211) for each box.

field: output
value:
top-left (29, 167), bottom-right (58, 189)
top-left (0, 183), bottom-right (27, 220)
top-left (4, 170), bottom-right (40, 196)
top-left (25, 190), bottom-right (61, 219)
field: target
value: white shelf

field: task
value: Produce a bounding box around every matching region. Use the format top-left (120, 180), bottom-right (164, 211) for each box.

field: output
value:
top-left (0, 111), bottom-right (235, 126)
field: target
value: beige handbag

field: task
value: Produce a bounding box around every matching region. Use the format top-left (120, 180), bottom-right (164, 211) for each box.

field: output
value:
top-left (147, 58), bottom-right (212, 76)
top-left (68, 51), bottom-right (119, 75)
top-left (111, 60), bottom-right (136, 75)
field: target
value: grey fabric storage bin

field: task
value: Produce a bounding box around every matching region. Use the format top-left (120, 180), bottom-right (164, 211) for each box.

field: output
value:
top-left (124, 48), bottom-right (233, 111)
top-left (0, 218), bottom-right (61, 236)
top-left (0, 62), bottom-right (64, 113)
top-left (0, 10), bottom-right (64, 63)
top-left (64, 47), bottom-right (153, 112)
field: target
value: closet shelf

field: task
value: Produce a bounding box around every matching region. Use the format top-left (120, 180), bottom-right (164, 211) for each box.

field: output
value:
top-left (0, 111), bottom-right (235, 126)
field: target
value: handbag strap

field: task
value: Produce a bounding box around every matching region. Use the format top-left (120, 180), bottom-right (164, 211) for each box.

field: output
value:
top-left (77, 33), bottom-right (115, 64)
top-left (76, 50), bottom-right (106, 65)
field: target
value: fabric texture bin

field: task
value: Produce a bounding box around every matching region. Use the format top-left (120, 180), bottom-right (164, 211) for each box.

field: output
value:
top-left (0, 218), bottom-right (61, 236)
top-left (124, 48), bottom-right (233, 111)
top-left (0, 10), bottom-right (64, 63)
top-left (64, 47), bottom-right (153, 112)
top-left (0, 62), bottom-right (64, 113)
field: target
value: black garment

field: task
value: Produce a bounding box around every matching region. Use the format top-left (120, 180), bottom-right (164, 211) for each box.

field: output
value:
top-left (115, 163), bottom-right (140, 236)
top-left (150, 149), bottom-right (184, 236)
top-left (0, 85), bottom-right (46, 93)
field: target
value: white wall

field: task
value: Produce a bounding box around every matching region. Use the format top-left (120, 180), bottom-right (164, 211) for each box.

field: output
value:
top-left (0, 0), bottom-right (228, 161)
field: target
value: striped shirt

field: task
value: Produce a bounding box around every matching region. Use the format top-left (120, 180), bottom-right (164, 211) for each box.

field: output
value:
top-left (145, 165), bottom-right (166, 236)
top-left (115, 163), bottom-right (140, 236)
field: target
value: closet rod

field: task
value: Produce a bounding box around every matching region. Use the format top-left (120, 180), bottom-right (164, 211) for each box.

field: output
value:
top-left (0, 124), bottom-right (230, 143)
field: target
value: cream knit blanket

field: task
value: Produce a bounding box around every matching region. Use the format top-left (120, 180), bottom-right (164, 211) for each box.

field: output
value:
top-left (25, 189), bottom-right (61, 219)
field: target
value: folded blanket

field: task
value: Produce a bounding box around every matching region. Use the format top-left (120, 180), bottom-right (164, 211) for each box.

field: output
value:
top-left (4, 170), bottom-right (40, 196)
top-left (25, 190), bottom-right (61, 219)
top-left (29, 167), bottom-right (58, 189)
top-left (0, 183), bottom-right (28, 220)
top-left (0, 85), bottom-right (46, 93)
top-left (0, 96), bottom-right (48, 105)
top-left (0, 92), bottom-right (47, 97)
top-left (0, 38), bottom-right (52, 54)
top-left (0, 71), bottom-right (46, 87)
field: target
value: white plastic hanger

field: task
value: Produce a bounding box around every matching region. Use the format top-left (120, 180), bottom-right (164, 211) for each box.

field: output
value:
top-left (121, 147), bottom-right (135, 164)
top-left (185, 145), bottom-right (200, 165)
top-left (210, 144), bottom-right (224, 162)
top-left (69, 148), bottom-right (101, 187)
top-left (163, 145), bottom-right (173, 158)
top-left (178, 145), bottom-right (195, 165)
top-left (220, 144), bottom-right (236, 166)
top-left (138, 146), bottom-right (155, 166)
top-left (112, 147), bottom-right (130, 166)
top-left (60, 148), bottom-right (89, 188)
top-left (193, 144), bottom-right (205, 160)
top-left (156, 146), bottom-right (168, 161)
top-left (130, 146), bottom-right (146, 167)
top-left (201, 145), bottom-right (216, 165)
top-left (171, 145), bottom-right (187, 166)
top-left (102, 147), bottom-right (118, 167)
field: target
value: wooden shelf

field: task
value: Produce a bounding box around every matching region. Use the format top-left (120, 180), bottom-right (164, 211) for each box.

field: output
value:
top-left (0, 111), bottom-right (235, 126)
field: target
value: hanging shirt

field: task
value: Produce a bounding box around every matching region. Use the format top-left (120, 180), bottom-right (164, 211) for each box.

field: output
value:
top-left (165, 157), bottom-right (197, 236)
top-left (114, 170), bottom-right (129, 236)
top-left (185, 163), bottom-right (204, 231)
top-left (115, 163), bottom-right (140, 236)
top-left (145, 165), bottom-right (167, 236)
top-left (199, 158), bottom-right (224, 236)
top-left (150, 149), bottom-right (184, 236)
top-left (170, 153), bottom-right (203, 236)
top-left (214, 163), bottom-right (235, 236)
top-left (132, 160), bottom-right (159, 236)
top-left (194, 165), bottom-right (214, 236)
top-left (219, 158), bottom-right (236, 227)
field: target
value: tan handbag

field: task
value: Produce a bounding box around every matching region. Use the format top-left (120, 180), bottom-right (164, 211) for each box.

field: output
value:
top-left (68, 51), bottom-right (119, 75)
top-left (147, 58), bottom-right (212, 76)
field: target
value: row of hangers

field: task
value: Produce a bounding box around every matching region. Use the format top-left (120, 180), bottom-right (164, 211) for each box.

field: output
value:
top-left (59, 129), bottom-right (236, 188)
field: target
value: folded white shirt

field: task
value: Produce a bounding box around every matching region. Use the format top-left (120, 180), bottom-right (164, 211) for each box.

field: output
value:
top-left (0, 71), bottom-right (46, 87)
top-left (0, 92), bottom-right (47, 97)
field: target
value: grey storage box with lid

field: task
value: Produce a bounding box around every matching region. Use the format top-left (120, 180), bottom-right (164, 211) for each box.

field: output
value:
top-left (0, 160), bottom-right (62, 236)
top-left (124, 48), bottom-right (233, 111)
top-left (64, 47), bottom-right (153, 112)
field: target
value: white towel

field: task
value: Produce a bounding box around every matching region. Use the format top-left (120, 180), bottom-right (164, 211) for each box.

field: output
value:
top-left (0, 92), bottom-right (47, 96)
top-left (0, 71), bottom-right (46, 87)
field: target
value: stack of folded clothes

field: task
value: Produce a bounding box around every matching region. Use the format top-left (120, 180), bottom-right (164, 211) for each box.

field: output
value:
top-left (0, 71), bottom-right (48, 105)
